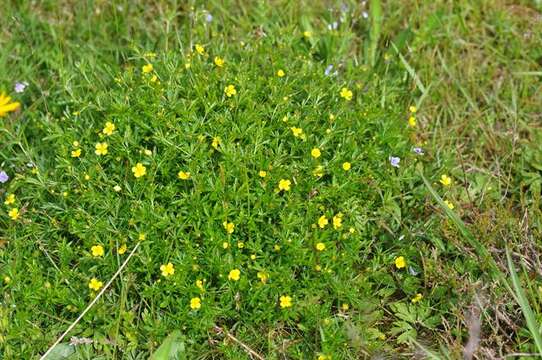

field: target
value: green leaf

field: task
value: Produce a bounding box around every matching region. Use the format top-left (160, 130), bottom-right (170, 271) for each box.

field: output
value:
top-left (149, 331), bottom-right (186, 360)
top-left (42, 343), bottom-right (75, 360)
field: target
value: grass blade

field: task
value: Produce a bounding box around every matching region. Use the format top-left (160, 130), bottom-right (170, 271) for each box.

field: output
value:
top-left (368, 0), bottom-right (382, 67)
top-left (506, 248), bottom-right (542, 356)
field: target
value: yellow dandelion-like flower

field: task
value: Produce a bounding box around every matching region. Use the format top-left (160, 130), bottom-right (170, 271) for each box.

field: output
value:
top-left (132, 163), bottom-right (147, 178)
top-left (440, 174), bottom-right (452, 186)
top-left (278, 179), bottom-right (291, 191)
top-left (178, 171), bottom-right (191, 180)
top-left (333, 214), bottom-right (343, 229)
top-left (340, 87), bottom-right (353, 101)
top-left (195, 44), bottom-right (205, 55)
top-left (71, 149), bottom-right (82, 158)
top-left (90, 245), bottom-right (104, 257)
top-left (409, 105), bottom-right (417, 113)
top-left (190, 297), bottom-right (202, 310)
top-left (88, 278), bottom-right (103, 291)
top-left (258, 170), bottom-right (267, 178)
top-left (277, 69), bottom-right (285, 77)
top-left (95, 142), bottom-right (108, 156)
top-left (279, 295), bottom-right (292, 308)
top-left (211, 136), bottom-right (221, 150)
top-left (444, 200), bottom-right (454, 210)
top-left (318, 215), bottom-right (328, 229)
top-left (142, 63), bottom-right (153, 73)
top-left (118, 244), bottom-right (127, 255)
top-left (342, 162), bottom-right (351, 171)
top-left (394, 256), bottom-right (406, 269)
top-left (257, 271), bottom-right (268, 283)
top-left (160, 262), bottom-right (175, 277)
top-left (224, 84), bottom-right (237, 97)
top-left (0, 92), bottom-right (21, 117)
top-left (311, 148), bottom-right (321, 159)
top-left (411, 293), bottom-right (423, 303)
top-left (228, 269), bottom-right (240, 281)
top-left (214, 56), bottom-right (224, 67)
top-left (222, 221), bottom-right (235, 234)
top-left (8, 208), bottom-right (19, 220)
top-left (315, 242), bottom-right (326, 251)
top-left (290, 127), bottom-right (303, 138)
top-left (408, 116), bottom-right (417, 128)
top-left (102, 121), bottom-right (115, 136)
top-left (4, 194), bottom-right (15, 205)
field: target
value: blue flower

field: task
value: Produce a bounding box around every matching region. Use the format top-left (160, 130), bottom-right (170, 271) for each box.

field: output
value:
top-left (14, 81), bottom-right (28, 93)
top-left (412, 147), bottom-right (424, 155)
top-left (0, 171), bottom-right (9, 183)
top-left (389, 156), bottom-right (400, 168)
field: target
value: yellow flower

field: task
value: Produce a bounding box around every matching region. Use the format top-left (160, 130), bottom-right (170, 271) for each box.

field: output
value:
top-left (411, 293), bottom-right (423, 303)
top-left (102, 121), bottom-right (115, 136)
top-left (258, 170), bottom-right (267, 178)
top-left (195, 44), bottom-right (205, 55)
top-left (160, 262), bottom-right (175, 277)
top-left (211, 136), bottom-right (221, 150)
top-left (91, 245), bottom-right (104, 257)
top-left (4, 194), bottom-right (15, 205)
top-left (228, 269), bottom-right (240, 281)
top-left (178, 171), bottom-right (191, 180)
top-left (222, 242), bottom-right (229, 249)
top-left (4, 276), bottom-right (11, 284)
top-left (138, 233), bottom-right (146, 241)
top-left (131, 163), bottom-right (146, 178)
top-left (118, 244), bottom-right (127, 255)
top-left (274, 244), bottom-right (281, 251)
top-left (341, 303), bottom-right (349, 311)
top-left (278, 179), bottom-right (291, 191)
top-left (0, 92), bottom-right (21, 117)
top-left (73, 140), bottom-right (80, 147)
top-left (409, 105), bottom-right (417, 113)
top-left (303, 31), bottom-right (312, 38)
top-left (277, 69), bottom-right (285, 77)
top-left (340, 87), bottom-right (353, 101)
top-left (394, 256), bottom-right (406, 269)
top-left (318, 215), bottom-right (328, 229)
top-left (150, 75), bottom-right (158, 83)
top-left (279, 295), bottom-right (292, 308)
top-left (196, 279), bottom-right (204, 291)
top-left (71, 148), bottom-right (82, 158)
top-left (333, 213), bottom-right (343, 229)
top-left (257, 271), bottom-right (268, 283)
top-left (8, 208), bottom-right (19, 220)
top-left (250, 254), bottom-right (256, 260)
top-left (311, 148), bottom-right (321, 159)
top-left (290, 127), bottom-right (303, 138)
top-left (342, 162), bottom-right (351, 171)
top-left (440, 174), bottom-right (452, 186)
top-left (408, 116), bottom-right (416, 128)
top-left (88, 278), bottom-right (103, 291)
top-left (114, 185), bottom-right (122, 192)
top-left (315, 242), bottom-right (326, 251)
top-left (224, 84), bottom-right (237, 97)
top-left (95, 142), bottom-right (108, 156)
top-left (214, 56), bottom-right (224, 67)
top-left (190, 297), bottom-right (202, 310)
top-left (237, 242), bottom-right (244, 249)
top-left (142, 63), bottom-right (153, 73)
top-left (444, 200), bottom-right (454, 210)
top-left (223, 221), bottom-right (235, 234)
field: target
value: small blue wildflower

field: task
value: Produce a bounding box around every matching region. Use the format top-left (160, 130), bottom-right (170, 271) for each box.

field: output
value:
top-left (324, 64), bottom-right (334, 76)
top-left (413, 147), bottom-right (424, 155)
top-left (14, 81), bottom-right (28, 93)
top-left (389, 156), bottom-right (400, 168)
top-left (0, 171), bottom-right (9, 183)
top-left (205, 13), bottom-right (213, 23)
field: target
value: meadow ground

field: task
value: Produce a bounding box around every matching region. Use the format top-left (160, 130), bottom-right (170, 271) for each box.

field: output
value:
top-left (1, 1), bottom-right (542, 359)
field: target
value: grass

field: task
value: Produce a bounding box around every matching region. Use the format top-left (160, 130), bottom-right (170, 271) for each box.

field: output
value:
top-left (1, 0), bottom-right (542, 359)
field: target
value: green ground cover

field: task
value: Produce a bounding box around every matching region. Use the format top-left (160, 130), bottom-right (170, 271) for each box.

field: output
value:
top-left (1, 1), bottom-right (541, 359)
